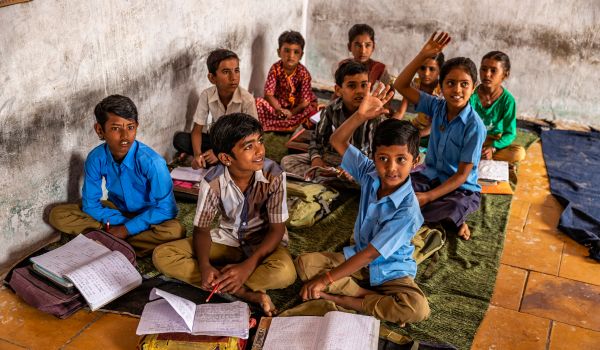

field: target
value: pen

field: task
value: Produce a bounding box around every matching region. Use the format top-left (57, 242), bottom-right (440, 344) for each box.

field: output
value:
top-left (205, 283), bottom-right (220, 302)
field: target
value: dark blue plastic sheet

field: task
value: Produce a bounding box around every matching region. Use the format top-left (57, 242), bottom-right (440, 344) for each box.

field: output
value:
top-left (541, 129), bottom-right (600, 261)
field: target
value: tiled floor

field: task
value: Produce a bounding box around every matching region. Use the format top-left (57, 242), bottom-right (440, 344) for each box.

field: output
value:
top-left (1, 141), bottom-right (599, 349)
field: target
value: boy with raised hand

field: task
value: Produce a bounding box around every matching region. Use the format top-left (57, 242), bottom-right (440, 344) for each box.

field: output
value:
top-left (173, 49), bottom-right (258, 169)
top-left (281, 60), bottom-right (384, 182)
top-left (49, 95), bottom-right (185, 257)
top-left (154, 113), bottom-right (296, 316)
top-left (295, 84), bottom-right (430, 325)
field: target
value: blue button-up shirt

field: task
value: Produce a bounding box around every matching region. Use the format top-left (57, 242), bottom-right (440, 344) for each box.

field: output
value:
top-left (416, 91), bottom-right (486, 192)
top-left (341, 145), bottom-right (424, 286)
top-left (82, 141), bottom-right (178, 235)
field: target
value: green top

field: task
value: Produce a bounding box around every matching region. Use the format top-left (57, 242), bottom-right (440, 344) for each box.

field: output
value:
top-left (470, 87), bottom-right (517, 149)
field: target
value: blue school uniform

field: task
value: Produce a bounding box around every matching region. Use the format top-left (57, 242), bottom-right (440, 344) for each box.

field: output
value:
top-left (82, 140), bottom-right (178, 235)
top-left (340, 145), bottom-right (424, 286)
top-left (416, 91), bottom-right (486, 192)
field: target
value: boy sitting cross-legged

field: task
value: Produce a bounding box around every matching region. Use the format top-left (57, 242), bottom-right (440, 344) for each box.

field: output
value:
top-left (295, 84), bottom-right (430, 325)
top-left (281, 60), bottom-right (385, 182)
top-left (153, 113), bottom-right (296, 315)
top-left (173, 49), bottom-right (258, 169)
top-left (49, 95), bottom-right (185, 257)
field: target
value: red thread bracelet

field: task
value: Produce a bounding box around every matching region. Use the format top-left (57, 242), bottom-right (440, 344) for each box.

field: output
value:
top-left (325, 271), bottom-right (335, 285)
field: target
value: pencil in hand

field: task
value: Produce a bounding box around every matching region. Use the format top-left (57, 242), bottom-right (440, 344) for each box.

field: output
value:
top-left (205, 283), bottom-right (220, 302)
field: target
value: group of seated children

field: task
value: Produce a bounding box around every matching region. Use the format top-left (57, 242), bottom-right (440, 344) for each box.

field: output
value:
top-left (48, 27), bottom-right (525, 327)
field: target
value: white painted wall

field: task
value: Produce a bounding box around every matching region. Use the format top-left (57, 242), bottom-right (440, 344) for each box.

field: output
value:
top-left (306, 0), bottom-right (600, 126)
top-left (0, 0), bottom-right (304, 276)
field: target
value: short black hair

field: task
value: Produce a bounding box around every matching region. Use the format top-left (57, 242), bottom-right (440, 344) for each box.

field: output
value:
top-left (372, 119), bottom-right (420, 159)
top-left (94, 95), bottom-right (138, 128)
top-left (335, 60), bottom-right (369, 86)
top-left (209, 113), bottom-right (263, 158)
top-left (278, 30), bottom-right (305, 50)
top-left (348, 24), bottom-right (375, 43)
top-left (439, 57), bottom-right (478, 86)
top-left (482, 50), bottom-right (511, 73)
top-left (207, 49), bottom-right (239, 75)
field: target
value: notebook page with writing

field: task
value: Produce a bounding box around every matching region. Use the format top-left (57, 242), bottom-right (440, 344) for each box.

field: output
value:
top-left (316, 311), bottom-right (380, 350)
top-left (64, 250), bottom-right (142, 311)
top-left (192, 301), bottom-right (250, 339)
top-left (262, 316), bottom-right (321, 350)
top-left (170, 167), bottom-right (207, 182)
top-left (136, 299), bottom-right (190, 335)
top-left (30, 234), bottom-right (110, 277)
top-left (149, 288), bottom-right (197, 332)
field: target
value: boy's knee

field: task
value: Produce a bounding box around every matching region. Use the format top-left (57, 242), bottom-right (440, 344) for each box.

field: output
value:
top-left (409, 295), bottom-right (431, 323)
top-left (294, 253), bottom-right (313, 282)
top-left (267, 253), bottom-right (298, 288)
top-left (152, 243), bottom-right (178, 274)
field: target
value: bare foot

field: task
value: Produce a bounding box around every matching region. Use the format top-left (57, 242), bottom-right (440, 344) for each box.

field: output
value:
top-left (458, 223), bottom-right (471, 240)
top-left (235, 287), bottom-right (278, 316)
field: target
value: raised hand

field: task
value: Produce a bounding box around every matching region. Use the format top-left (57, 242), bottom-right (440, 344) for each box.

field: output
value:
top-left (356, 82), bottom-right (394, 120)
top-left (419, 31), bottom-right (451, 58)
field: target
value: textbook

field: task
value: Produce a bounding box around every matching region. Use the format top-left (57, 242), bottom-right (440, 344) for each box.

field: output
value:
top-left (478, 159), bottom-right (509, 182)
top-left (29, 234), bottom-right (142, 311)
top-left (136, 288), bottom-right (250, 339)
top-left (254, 311), bottom-right (380, 350)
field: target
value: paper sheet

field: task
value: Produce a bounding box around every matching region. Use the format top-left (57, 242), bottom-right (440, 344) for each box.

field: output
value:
top-left (317, 312), bottom-right (379, 350)
top-left (478, 160), bottom-right (509, 182)
top-left (262, 316), bottom-right (321, 350)
top-left (193, 301), bottom-right (250, 338)
top-left (170, 167), bottom-right (206, 182)
top-left (309, 110), bottom-right (321, 124)
top-left (64, 251), bottom-right (142, 311)
top-left (136, 299), bottom-right (190, 335)
top-left (150, 288), bottom-right (197, 332)
top-left (30, 234), bottom-right (111, 277)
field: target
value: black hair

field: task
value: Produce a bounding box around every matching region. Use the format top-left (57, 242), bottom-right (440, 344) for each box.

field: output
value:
top-left (372, 119), bottom-right (420, 159)
top-left (207, 49), bottom-right (239, 75)
top-left (482, 50), bottom-right (511, 73)
top-left (334, 60), bottom-right (369, 86)
top-left (94, 95), bottom-right (138, 128)
top-left (209, 113), bottom-right (263, 158)
top-left (278, 30), bottom-right (305, 50)
top-left (433, 52), bottom-right (445, 69)
top-left (439, 57), bottom-right (478, 86)
top-left (348, 24), bottom-right (375, 43)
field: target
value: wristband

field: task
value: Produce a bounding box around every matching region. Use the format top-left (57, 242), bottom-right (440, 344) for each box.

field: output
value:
top-left (325, 271), bottom-right (335, 285)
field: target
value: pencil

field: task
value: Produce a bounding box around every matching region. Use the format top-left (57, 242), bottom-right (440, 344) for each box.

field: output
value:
top-left (205, 283), bottom-right (220, 302)
top-left (106, 220), bottom-right (110, 232)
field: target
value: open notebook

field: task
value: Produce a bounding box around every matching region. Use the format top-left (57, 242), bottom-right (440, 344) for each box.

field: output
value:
top-left (29, 234), bottom-right (141, 311)
top-left (136, 288), bottom-right (250, 339)
top-left (261, 311), bottom-right (379, 350)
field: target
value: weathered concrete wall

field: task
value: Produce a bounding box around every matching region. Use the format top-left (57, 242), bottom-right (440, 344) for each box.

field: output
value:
top-left (0, 0), bottom-right (304, 275)
top-left (306, 0), bottom-right (600, 126)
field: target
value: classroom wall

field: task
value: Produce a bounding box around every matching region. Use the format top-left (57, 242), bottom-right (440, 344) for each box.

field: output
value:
top-left (305, 0), bottom-right (600, 126)
top-left (0, 0), bottom-right (305, 277)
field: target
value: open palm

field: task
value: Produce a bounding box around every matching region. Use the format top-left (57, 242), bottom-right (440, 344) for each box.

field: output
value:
top-left (420, 31), bottom-right (451, 58)
top-left (357, 82), bottom-right (394, 120)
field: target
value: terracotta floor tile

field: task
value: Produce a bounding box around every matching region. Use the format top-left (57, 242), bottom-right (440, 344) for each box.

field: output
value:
top-left (63, 313), bottom-right (140, 350)
top-left (506, 199), bottom-right (531, 232)
top-left (549, 321), bottom-right (600, 350)
top-left (0, 286), bottom-right (100, 349)
top-left (524, 204), bottom-right (562, 234)
top-left (0, 339), bottom-right (28, 349)
top-left (501, 229), bottom-right (563, 275)
top-left (559, 239), bottom-right (600, 286)
top-left (472, 305), bottom-right (550, 350)
top-left (521, 272), bottom-right (600, 331)
top-left (512, 187), bottom-right (551, 205)
top-left (490, 264), bottom-right (528, 310)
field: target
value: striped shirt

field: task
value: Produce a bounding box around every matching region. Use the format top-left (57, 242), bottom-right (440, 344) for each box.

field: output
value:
top-left (193, 159), bottom-right (288, 255)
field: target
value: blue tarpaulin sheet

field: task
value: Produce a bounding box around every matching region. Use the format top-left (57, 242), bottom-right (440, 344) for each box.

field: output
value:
top-left (541, 129), bottom-right (600, 261)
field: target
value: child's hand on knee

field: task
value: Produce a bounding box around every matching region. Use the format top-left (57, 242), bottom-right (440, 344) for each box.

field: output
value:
top-left (215, 262), bottom-right (254, 294)
top-left (300, 275), bottom-right (328, 301)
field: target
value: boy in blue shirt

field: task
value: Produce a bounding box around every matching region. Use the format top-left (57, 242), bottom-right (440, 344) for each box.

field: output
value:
top-left (295, 85), bottom-right (430, 325)
top-left (49, 95), bottom-right (185, 256)
top-left (394, 32), bottom-right (486, 240)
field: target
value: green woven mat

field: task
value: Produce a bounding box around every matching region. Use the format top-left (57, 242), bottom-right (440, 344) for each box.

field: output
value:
top-left (165, 129), bottom-right (539, 350)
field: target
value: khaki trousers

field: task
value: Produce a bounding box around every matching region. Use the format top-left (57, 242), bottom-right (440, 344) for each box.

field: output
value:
top-left (152, 237), bottom-right (297, 293)
top-left (49, 202), bottom-right (185, 257)
top-left (295, 251), bottom-right (430, 324)
top-left (485, 135), bottom-right (526, 163)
